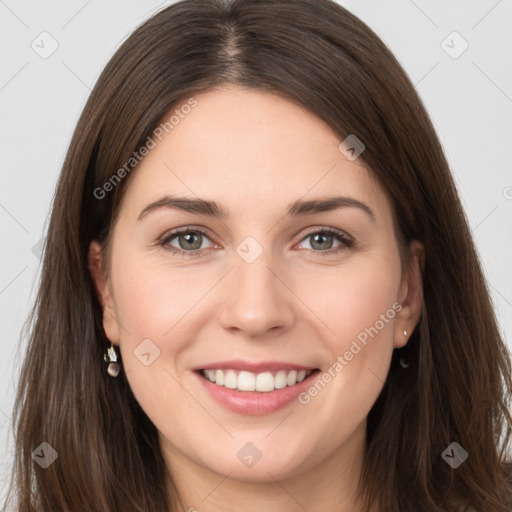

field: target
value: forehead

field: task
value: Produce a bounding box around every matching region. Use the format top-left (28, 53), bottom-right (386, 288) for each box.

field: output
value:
top-left (120, 86), bottom-right (392, 224)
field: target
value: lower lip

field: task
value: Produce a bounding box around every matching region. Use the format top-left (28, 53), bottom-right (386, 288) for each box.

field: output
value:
top-left (195, 370), bottom-right (320, 415)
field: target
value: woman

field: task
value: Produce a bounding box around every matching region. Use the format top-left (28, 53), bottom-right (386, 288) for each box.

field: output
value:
top-left (4, 0), bottom-right (512, 510)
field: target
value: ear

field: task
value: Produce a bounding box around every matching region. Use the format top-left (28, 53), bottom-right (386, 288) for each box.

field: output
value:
top-left (394, 239), bottom-right (424, 349)
top-left (88, 240), bottom-right (120, 345)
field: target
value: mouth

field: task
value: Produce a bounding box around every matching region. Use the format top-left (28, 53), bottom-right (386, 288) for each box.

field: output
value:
top-left (194, 365), bottom-right (321, 415)
top-left (191, 359), bottom-right (321, 416)
top-left (198, 368), bottom-right (316, 392)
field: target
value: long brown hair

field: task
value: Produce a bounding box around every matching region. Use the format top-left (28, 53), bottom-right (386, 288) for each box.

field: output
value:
top-left (4, 0), bottom-right (512, 510)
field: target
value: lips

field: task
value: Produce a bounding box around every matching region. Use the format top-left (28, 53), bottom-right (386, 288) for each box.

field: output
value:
top-left (193, 360), bottom-right (320, 415)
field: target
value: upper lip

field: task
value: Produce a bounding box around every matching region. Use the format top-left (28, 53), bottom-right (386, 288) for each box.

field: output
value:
top-left (193, 359), bottom-right (317, 373)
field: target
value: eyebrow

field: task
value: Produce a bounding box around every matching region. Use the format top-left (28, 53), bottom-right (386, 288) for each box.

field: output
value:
top-left (137, 195), bottom-right (376, 223)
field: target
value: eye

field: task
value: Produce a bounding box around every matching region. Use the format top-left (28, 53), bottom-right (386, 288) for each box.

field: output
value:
top-left (160, 227), bottom-right (216, 257)
top-left (296, 228), bottom-right (354, 254)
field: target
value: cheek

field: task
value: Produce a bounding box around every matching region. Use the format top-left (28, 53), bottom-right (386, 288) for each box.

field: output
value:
top-left (110, 252), bottom-right (208, 346)
top-left (109, 256), bottom-right (211, 437)
top-left (296, 252), bottom-right (401, 354)
top-left (296, 249), bottom-right (401, 417)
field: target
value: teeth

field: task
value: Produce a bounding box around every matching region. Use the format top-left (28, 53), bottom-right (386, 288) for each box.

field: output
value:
top-left (224, 370), bottom-right (237, 389)
top-left (255, 372), bottom-right (274, 392)
top-left (286, 370), bottom-right (297, 386)
top-left (274, 370), bottom-right (287, 389)
top-left (238, 371), bottom-right (255, 391)
top-left (201, 368), bottom-right (314, 392)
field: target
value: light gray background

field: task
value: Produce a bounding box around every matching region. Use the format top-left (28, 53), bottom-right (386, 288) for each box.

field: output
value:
top-left (1, 0), bottom-right (511, 503)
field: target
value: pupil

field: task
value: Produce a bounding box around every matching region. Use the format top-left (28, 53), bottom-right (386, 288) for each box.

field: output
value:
top-left (181, 232), bottom-right (201, 250)
top-left (312, 233), bottom-right (332, 250)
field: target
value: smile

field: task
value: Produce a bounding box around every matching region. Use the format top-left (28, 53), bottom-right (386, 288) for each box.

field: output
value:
top-left (195, 364), bottom-right (321, 415)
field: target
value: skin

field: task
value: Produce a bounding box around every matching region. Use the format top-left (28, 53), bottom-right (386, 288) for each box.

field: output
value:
top-left (89, 85), bottom-right (424, 512)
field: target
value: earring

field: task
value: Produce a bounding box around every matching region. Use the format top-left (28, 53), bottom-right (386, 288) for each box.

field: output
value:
top-left (104, 342), bottom-right (120, 377)
top-left (399, 330), bottom-right (410, 369)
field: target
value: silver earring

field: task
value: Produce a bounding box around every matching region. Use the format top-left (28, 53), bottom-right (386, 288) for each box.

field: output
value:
top-left (104, 342), bottom-right (120, 377)
top-left (399, 330), bottom-right (410, 368)
top-left (400, 345), bottom-right (411, 369)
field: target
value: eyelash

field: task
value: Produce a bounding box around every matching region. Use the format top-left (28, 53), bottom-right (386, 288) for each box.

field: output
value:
top-left (158, 226), bottom-right (355, 258)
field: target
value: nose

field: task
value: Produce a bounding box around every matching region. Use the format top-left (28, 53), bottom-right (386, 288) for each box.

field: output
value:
top-left (217, 251), bottom-right (296, 340)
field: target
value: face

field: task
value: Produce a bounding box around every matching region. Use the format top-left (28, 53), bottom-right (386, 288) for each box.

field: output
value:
top-left (89, 85), bottom-right (423, 484)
